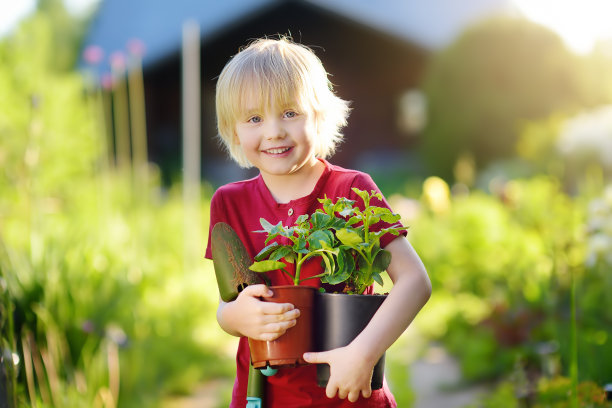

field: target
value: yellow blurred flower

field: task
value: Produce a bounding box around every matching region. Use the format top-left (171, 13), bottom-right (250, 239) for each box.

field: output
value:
top-left (423, 176), bottom-right (451, 214)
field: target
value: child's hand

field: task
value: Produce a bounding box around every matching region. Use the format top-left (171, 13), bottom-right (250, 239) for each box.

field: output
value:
top-left (224, 284), bottom-right (300, 341)
top-left (303, 345), bottom-right (375, 402)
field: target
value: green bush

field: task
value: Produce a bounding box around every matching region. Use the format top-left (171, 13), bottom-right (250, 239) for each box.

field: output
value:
top-left (408, 176), bottom-right (611, 385)
top-left (0, 13), bottom-right (233, 407)
top-left (421, 17), bottom-right (612, 180)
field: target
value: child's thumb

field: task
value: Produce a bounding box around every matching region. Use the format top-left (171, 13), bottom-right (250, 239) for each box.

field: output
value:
top-left (303, 351), bottom-right (328, 364)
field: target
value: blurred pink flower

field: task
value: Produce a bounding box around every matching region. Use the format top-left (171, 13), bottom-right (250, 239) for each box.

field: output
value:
top-left (101, 73), bottom-right (114, 90)
top-left (127, 38), bottom-right (146, 57)
top-left (81, 320), bottom-right (95, 334)
top-left (83, 45), bottom-right (104, 65)
top-left (110, 51), bottom-right (126, 71)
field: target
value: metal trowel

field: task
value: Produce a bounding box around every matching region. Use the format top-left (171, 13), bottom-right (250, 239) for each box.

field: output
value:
top-left (211, 222), bottom-right (268, 408)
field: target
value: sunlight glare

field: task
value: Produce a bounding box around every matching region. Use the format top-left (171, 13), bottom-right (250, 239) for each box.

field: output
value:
top-left (513, 0), bottom-right (612, 54)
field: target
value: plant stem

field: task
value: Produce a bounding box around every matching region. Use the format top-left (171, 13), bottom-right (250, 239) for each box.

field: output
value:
top-left (295, 252), bottom-right (322, 285)
top-left (280, 268), bottom-right (295, 282)
top-left (299, 273), bottom-right (327, 283)
top-left (570, 263), bottom-right (578, 408)
top-left (295, 253), bottom-right (303, 285)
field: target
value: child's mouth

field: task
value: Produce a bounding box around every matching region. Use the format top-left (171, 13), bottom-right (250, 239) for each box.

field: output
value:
top-left (264, 147), bottom-right (292, 155)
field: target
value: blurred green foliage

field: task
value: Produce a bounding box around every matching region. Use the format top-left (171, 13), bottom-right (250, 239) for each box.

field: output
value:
top-left (468, 376), bottom-right (610, 408)
top-left (421, 17), bottom-right (612, 180)
top-left (0, 7), bottom-right (234, 408)
top-left (406, 175), bottom-right (612, 390)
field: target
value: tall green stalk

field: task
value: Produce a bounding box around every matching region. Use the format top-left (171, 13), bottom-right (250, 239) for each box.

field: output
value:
top-left (0, 266), bottom-right (17, 408)
top-left (569, 264), bottom-right (578, 408)
top-left (110, 54), bottom-right (131, 174)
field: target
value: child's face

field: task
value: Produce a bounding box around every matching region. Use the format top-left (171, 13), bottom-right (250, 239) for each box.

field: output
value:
top-left (234, 93), bottom-right (319, 178)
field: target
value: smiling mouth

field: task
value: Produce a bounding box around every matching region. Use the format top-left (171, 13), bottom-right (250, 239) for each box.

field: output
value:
top-left (264, 147), bottom-right (292, 154)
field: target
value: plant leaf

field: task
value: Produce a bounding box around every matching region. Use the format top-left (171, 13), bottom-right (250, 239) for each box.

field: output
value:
top-left (308, 230), bottom-right (334, 250)
top-left (317, 195), bottom-right (335, 216)
top-left (338, 247), bottom-right (355, 275)
top-left (270, 245), bottom-right (293, 262)
top-left (296, 214), bottom-right (309, 224)
top-left (319, 251), bottom-right (334, 274)
top-left (259, 218), bottom-right (275, 232)
top-left (311, 212), bottom-right (332, 230)
top-left (373, 249), bottom-right (392, 271)
top-left (295, 237), bottom-right (308, 254)
top-left (323, 270), bottom-right (350, 285)
top-left (334, 197), bottom-right (355, 216)
top-left (254, 242), bottom-right (280, 261)
top-left (336, 228), bottom-right (363, 246)
top-left (382, 213), bottom-right (401, 223)
top-left (372, 272), bottom-right (384, 286)
top-left (346, 216), bottom-right (361, 226)
top-left (352, 187), bottom-right (370, 205)
top-left (249, 260), bottom-right (286, 272)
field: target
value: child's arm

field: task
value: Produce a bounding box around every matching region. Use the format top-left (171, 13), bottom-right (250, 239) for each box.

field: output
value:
top-left (217, 284), bottom-right (301, 341)
top-left (303, 236), bottom-right (431, 402)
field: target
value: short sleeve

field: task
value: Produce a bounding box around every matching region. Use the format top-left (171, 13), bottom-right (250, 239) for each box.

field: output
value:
top-left (204, 189), bottom-right (224, 260)
top-left (348, 172), bottom-right (407, 248)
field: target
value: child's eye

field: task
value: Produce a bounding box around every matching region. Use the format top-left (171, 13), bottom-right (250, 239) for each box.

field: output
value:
top-left (283, 110), bottom-right (298, 119)
top-left (247, 115), bottom-right (262, 124)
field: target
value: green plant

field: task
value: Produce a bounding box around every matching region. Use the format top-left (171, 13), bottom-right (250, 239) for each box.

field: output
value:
top-left (318, 188), bottom-right (404, 294)
top-left (249, 188), bottom-right (404, 294)
top-left (535, 376), bottom-right (610, 407)
top-left (249, 212), bottom-right (342, 285)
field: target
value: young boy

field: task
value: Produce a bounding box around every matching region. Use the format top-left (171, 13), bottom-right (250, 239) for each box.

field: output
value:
top-left (205, 37), bottom-right (431, 407)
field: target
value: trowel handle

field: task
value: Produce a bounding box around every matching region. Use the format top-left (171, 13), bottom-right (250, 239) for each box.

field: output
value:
top-left (211, 222), bottom-right (267, 406)
top-left (246, 364), bottom-right (265, 407)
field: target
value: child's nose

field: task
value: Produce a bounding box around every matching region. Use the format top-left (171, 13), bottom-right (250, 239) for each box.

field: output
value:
top-left (264, 119), bottom-right (286, 140)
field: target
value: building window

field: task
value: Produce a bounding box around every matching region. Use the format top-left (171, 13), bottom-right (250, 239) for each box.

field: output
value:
top-left (397, 89), bottom-right (427, 135)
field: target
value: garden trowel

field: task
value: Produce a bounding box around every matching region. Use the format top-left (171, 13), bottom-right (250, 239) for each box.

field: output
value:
top-left (211, 222), bottom-right (267, 408)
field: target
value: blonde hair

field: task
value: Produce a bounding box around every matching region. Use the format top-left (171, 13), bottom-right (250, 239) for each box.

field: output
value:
top-left (215, 37), bottom-right (351, 168)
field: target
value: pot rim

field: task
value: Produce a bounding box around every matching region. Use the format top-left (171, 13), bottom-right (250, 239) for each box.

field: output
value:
top-left (268, 285), bottom-right (317, 291)
top-left (316, 292), bottom-right (387, 298)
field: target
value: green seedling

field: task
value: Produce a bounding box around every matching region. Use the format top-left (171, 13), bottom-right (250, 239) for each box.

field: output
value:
top-left (250, 188), bottom-right (405, 294)
top-left (316, 188), bottom-right (405, 294)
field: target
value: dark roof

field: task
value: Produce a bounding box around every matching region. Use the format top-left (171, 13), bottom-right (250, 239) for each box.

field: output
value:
top-left (81, 0), bottom-right (517, 70)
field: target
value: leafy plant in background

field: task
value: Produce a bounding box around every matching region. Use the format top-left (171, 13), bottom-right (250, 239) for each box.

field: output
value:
top-left (421, 16), bottom-right (611, 180)
top-left (0, 9), bottom-right (231, 408)
top-left (410, 176), bottom-right (612, 388)
top-left (516, 106), bottom-right (612, 194)
top-left (468, 376), bottom-right (610, 408)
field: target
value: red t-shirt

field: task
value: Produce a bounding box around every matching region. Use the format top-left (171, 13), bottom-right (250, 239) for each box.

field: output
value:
top-left (205, 159), bottom-right (405, 407)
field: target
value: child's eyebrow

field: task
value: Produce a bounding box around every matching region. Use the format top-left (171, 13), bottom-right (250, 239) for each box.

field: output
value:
top-left (241, 107), bottom-right (261, 117)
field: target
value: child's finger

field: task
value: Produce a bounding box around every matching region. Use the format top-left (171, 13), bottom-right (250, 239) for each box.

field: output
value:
top-left (266, 317), bottom-right (297, 332)
top-left (302, 351), bottom-right (329, 364)
top-left (348, 389), bottom-right (362, 402)
top-left (260, 308), bottom-right (300, 323)
top-left (361, 387), bottom-right (372, 399)
top-left (325, 382), bottom-right (338, 399)
top-left (261, 301), bottom-right (296, 315)
top-left (241, 284), bottom-right (272, 298)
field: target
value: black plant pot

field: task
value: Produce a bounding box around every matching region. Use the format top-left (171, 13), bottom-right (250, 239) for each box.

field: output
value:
top-left (314, 292), bottom-right (387, 389)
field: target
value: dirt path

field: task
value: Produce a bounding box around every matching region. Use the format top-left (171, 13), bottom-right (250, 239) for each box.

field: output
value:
top-left (161, 379), bottom-right (232, 408)
top-left (411, 345), bottom-right (490, 408)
